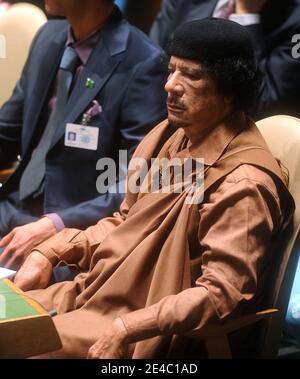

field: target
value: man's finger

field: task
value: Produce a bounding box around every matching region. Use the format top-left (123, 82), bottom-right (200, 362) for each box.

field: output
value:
top-left (0, 231), bottom-right (14, 248)
top-left (87, 348), bottom-right (95, 359)
top-left (14, 273), bottom-right (33, 291)
top-left (87, 347), bottom-right (101, 359)
top-left (14, 279), bottom-right (31, 291)
top-left (87, 341), bottom-right (104, 359)
top-left (4, 252), bottom-right (22, 270)
top-left (0, 244), bottom-right (14, 265)
top-left (0, 239), bottom-right (20, 265)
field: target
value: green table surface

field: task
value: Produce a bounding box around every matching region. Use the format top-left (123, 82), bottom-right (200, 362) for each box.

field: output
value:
top-left (0, 280), bottom-right (39, 320)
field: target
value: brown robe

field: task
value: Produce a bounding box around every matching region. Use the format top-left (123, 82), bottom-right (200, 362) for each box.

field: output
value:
top-left (27, 111), bottom-right (294, 358)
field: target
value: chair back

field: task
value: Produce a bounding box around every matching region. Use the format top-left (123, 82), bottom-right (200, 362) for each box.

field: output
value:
top-left (256, 115), bottom-right (300, 358)
top-left (0, 3), bottom-right (47, 106)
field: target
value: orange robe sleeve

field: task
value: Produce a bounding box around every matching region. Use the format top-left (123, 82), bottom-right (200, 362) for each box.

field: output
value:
top-left (120, 166), bottom-right (286, 341)
top-left (34, 198), bottom-right (130, 271)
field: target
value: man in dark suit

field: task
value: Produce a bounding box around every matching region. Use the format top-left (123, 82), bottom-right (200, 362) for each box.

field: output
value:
top-left (150, 0), bottom-right (300, 119)
top-left (0, 0), bottom-right (167, 268)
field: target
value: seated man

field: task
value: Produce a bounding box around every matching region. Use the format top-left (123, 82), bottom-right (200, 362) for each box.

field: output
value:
top-left (0, 0), bottom-right (167, 268)
top-left (14, 18), bottom-right (294, 359)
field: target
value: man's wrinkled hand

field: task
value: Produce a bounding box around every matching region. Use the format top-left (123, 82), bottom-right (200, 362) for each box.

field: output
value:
top-left (0, 217), bottom-right (56, 269)
top-left (87, 318), bottom-right (129, 359)
top-left (14, 251), bottom-right (52, 291)
top-left (235, 0), bottom-right (268, 14)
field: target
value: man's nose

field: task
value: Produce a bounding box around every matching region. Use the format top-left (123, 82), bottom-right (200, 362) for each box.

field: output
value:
top-left (165, 74), bottom-right (184, 96)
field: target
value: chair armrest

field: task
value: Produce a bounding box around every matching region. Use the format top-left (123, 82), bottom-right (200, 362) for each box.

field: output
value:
top-left (184, 309), bottom-right (278, 358)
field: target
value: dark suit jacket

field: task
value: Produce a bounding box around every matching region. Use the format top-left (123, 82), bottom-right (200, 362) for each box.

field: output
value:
top-left (150, 0), bottom-right (300, 119)
top-left (0, 8), bottom-right (167, 231)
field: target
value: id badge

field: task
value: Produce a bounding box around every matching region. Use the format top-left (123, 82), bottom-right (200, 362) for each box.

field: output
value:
top-left (65, 123), bottom-right (99, 151)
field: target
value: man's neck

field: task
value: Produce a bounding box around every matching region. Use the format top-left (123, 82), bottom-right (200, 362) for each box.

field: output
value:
top-left (184, 109), bottom-right (235, 145)
top-left (67, 3), bottom-right (115, 41)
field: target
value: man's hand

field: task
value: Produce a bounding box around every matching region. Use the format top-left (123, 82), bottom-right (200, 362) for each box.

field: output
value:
top-left (87, 318), bottom-right (129, 359)
top-left (0, 217), bottom-right (57, 269)
top-left (14, 251), bottom-right (52, 291)
top-left (235, 0), bottom-right (269, 14)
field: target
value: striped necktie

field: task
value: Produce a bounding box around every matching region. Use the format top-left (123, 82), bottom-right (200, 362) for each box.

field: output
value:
top-left (19, 46), bottom-right (81, 201)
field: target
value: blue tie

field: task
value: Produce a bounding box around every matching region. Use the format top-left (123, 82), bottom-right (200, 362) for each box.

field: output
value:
top-left (19, 46), bottom-right (80, 201)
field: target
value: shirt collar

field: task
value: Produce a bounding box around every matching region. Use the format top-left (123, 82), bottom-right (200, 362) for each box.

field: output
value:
top-left (66, 25), bottom-right (102, 65)
top-left (65, 6), bottom-right (118, 65)
top-left (170, 111), bottom-right (248, 166)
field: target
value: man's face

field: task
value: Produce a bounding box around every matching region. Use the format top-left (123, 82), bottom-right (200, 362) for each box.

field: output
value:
top-left (44, 0), bottom-right (77, 16)
top-left (165, 56), bottom-right (232, 135)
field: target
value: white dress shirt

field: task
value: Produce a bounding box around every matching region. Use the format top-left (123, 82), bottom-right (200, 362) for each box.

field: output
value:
top-left (213, 0), bottom-right (261, 25)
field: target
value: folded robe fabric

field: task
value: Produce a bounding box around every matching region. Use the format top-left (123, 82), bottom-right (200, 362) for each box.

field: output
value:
top-left (27, 111), bottom-right (294, 358)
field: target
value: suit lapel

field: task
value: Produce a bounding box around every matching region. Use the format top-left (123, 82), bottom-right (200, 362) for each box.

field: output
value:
top-left (50, 9), bottom-right (129, 149)
top-left (50, 42), bottom-right (121, 148)
top-left (23, 29), bottom-right (67, 155)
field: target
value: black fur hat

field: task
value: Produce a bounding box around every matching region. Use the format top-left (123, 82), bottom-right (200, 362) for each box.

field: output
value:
top-left (167, 18), bottom-right (255, 63)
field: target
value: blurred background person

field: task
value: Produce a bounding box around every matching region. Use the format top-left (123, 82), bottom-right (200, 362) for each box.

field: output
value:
top-left (0, 0), bottom-right (167, 270)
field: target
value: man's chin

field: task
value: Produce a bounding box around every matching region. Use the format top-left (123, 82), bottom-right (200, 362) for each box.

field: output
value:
top-left (45, 7), bottom-right (65, 16)
top-left (44, 1), bottom-right (65, 16)
top-left (167, 116), bottom-right (188, 130)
